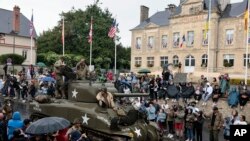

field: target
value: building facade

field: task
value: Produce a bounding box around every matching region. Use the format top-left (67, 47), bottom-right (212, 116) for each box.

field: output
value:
top-left (0, 6), bottom-right (37, 65)
top-left (131, 0), bottom-right (250, 77)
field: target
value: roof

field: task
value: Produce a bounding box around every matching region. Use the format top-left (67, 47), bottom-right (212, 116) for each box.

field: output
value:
top-left (0, 8), bottom-right (37, 38)
top-left (221, 0), bottom-right (248, 18)
top-left (132, 0), bottom-right (247, 30)
top-left (132, 10), bottom-right (171, 30)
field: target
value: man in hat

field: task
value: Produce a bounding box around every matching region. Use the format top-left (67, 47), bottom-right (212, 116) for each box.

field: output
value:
top-left (76, 59), bottom-right (89, 80)
top-left (54, 56), bottom-right (66, 98)
top-left (96, 87), bottom-right (115, 109)
top-left (204, 107), bottom-right (223, 141)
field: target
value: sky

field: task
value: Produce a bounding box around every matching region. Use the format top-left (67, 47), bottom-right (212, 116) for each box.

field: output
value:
top-left (0, 0), bottom-right (243, 47)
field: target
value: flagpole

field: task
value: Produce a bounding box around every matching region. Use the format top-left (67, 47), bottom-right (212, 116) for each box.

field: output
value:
top-left (245, 0), bottom-right (249, 84)
top-left (90, 16), bottom-right (93, 68)
top-left (114, 35), bottom-right (117, 75)
top-left (207, 0), bottom-right (211, 73)
top-left (30, 9), bottom-right (33, 65)
top-left (62, 16), bottom-right (65, 56)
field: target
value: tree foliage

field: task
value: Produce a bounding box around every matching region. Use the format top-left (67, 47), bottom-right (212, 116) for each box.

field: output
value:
top-left (0, 54), bottom-right (25, 65)
top-left (37, 1), bottom-right (130, 70)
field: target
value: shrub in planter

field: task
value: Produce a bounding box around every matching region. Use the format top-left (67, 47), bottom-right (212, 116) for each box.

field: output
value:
top-left (223, 60), bottom-right (233, 67)
top-left (201, 63), bottom-right (207, 67)
top-left (135, 64), bottom-right (141, 67)
top-left (147, 64), bottom-right (154, 67)
top-left (0, 53), bottom-right (25, 65)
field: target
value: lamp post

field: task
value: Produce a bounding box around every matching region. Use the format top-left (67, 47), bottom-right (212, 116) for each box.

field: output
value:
top-left (10, 30), bottom-right (18, 76)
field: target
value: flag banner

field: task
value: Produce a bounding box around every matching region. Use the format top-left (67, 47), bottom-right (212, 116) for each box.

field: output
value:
top-left (180, 35), bottom-right (185, 48)
top-left (88, 17), bottom-right (93, 43)
top-left (62, 17), bottom-right (64, 44)
top-left (29, 12), bottom-right (34, 37)
top-left (108, 19), bottom-right (118, 38)
top-left (245, 0), bottom-right (249, 32)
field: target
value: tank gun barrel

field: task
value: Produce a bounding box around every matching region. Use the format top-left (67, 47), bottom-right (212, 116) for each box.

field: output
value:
top-left (113, 93), bottom-right (149, 97)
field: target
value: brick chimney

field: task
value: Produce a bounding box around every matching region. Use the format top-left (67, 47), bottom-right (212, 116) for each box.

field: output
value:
top-left (140, 5), bottom-right (149, 23)
top-left (168, 4), bottom-right (176, 15)
top-left (13, 5), bottom-right (20, 33)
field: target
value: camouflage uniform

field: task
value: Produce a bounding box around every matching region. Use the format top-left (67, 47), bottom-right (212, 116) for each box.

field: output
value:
top-left (76, 59), bottom-right (89, 80)
top-left (54, 58), bottom-right (66, 98)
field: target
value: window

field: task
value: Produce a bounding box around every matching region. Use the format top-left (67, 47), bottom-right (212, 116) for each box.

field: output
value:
top-left (202, 30), bottom-right (208, 45)
top-left (226, 29), bottom-right (234, 45)
top-left (187, 31), bottom-right (194, 46)
top-left (173, 55), bottom-right (179, 65)
top-left (22, 50), bottom-right (27, 59)
top-left (173, 32), bottom-right (180, 47)
top-left (223, 54), bottom-right (234, 67)
top-left (243, 54), bottom-right (250, 66)
top-left (135, 37), bottom-right (141, 49)
top-left (135, 57), bottom-right (142, 67)
top-left (162, 35), bottom-right (168, 48)
top-left (185, 55), bottom-right (195, 66)
top-left (201, 54), bottom-right (208, 67)
top-left (147, 57), bottom-right (154, 67)
top-left (148, 36), bottom-right (154, 49)
top-left (160, 56), bottom-right (168, 67)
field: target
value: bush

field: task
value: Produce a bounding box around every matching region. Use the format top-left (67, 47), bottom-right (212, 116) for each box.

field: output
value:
top-left (230, 79), bottom-right (250, 85)
top-left (0, 53), bottom-right (25, 65)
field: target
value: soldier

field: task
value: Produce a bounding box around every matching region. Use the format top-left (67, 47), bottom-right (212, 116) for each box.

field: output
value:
top-left (76, 59), bottom-right (89, 80)
top-left (96, 87), bottom-right (115, 109)
top-left (54, 56), bottom-right (66, 99)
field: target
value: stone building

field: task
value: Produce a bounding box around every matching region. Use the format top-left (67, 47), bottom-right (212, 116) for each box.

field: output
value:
top-left (131, 0), bottom-right (250, 78)
top-left (0, 6), bottom-right (37, 65)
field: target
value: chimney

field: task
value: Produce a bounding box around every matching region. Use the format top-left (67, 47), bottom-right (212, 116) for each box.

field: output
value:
top-left (140, 5), bottom-right (149, 23)
top-left (168, 4), bottom-right (176, 14)
top-left (13, 5), bottom-right (20, 33)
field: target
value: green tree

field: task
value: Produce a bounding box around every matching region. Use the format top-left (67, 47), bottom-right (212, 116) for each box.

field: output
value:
top-left (37, 1), bottom-right (130, 70)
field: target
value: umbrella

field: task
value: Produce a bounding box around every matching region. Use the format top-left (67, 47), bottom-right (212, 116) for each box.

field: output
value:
top-left (37, 62), bottom-right (46, 67)
top-left (42, 76), bottom-right (56, 83)
top-left (26, 117), bottom-right (70, 135)
top-left (138, 68), bottom-right (151, 74)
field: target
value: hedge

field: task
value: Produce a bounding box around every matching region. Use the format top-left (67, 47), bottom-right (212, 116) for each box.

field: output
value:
top-left (230, 79), bottom-right (250, 85)
top-left (0, 54), bottom-right (25, 65)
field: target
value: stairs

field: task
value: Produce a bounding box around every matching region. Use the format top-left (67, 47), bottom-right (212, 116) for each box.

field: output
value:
top-left (173, 73), bottom-right (188, 83)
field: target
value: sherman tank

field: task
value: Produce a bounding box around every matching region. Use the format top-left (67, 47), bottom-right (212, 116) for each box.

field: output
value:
top-left (29, 80), bottom-right (161, 141)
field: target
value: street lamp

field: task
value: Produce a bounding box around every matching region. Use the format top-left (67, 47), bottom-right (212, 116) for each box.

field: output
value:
top-left (10, 30), bottom-right (18, 76)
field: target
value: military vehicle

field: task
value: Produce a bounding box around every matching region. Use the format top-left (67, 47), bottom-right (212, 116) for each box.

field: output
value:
top-left (29, 80), bottom-right (161, 141)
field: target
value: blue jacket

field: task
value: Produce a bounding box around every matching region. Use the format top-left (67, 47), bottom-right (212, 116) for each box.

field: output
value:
top-left (7, 111), bottom-right (23, 140)
top-left (228, 87), bottom-right (239, 106)
top-left (157, 112), bottom-right (167, 122)
top-left (147, 106), bottom-right (156, 120)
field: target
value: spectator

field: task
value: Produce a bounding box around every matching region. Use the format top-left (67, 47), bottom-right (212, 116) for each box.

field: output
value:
top-left (211, 77), bottom-right (219, 89)
top-left (7, 111), bottom-right (24, 140)
top-left (223, 117), bottom-right (231, 141)
top-left (198, 75), bottom-right (206, 88)
top-left (70, 130), bottom-right (89, 141)
top-left (212, 85), bottom-right (221, 107)
top-left (22, 119), bottom-right (31, 132)
top-left (204, 107), bottom-right (223, 141)
top-left (174, 106), bottom-right (185, 140)
top-left (157, 109), bottom-right (167, 135)
top-left (167, 107), bottom-right (175, 139)
top-left (234, 115), bottom-right (248, 125)
top-left (202, 82), bottom-right (213, 106)
top-left (194, 111), bottom-right (204, 141)
top-left (219, 74), bottom-right (230, 97)
top-left (227, 87), bottom-right (239, 108)
top-left (239, 85), bottom-right (248, 110)
top-left (185, 108), bottom-right (195, 141)
top-left (0, 113), bottom-right (5, 141)
top-left (66, 118), bottom-right (82, 139)
top-left (194, 86), bottom-right (202, 103)
top-left (11, 129), bottom-right (28, 141)
top-left (146, 103), bottom-right (156, 122)
top-left (230, 110), bottom-right (240, 125)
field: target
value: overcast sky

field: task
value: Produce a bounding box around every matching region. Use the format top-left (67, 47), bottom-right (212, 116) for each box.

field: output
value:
top-left (1, 0), bottom-right (243, 47)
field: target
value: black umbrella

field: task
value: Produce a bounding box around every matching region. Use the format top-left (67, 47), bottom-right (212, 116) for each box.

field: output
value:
top-left (26, 117), bottom-right (70, 135)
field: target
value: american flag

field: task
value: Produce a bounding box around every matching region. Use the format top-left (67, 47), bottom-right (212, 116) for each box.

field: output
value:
top-left (88, 17), bottom-right (93, 43)
top-left (29, 12), bottom-right (34, 37)
top-left (108, 19), bottom-right (117, 38)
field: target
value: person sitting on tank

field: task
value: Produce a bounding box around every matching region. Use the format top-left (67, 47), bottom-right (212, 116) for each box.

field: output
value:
top-left (54, 56), bottom-right (66, 99)
top-left (76, 58), bottom-right (89, 80)
top-left (96, 87), bottom-right (115, 109)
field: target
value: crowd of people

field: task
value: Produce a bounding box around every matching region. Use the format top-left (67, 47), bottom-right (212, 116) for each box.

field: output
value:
top-left (0, 58), bottom-right (250, 141)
